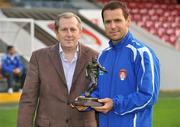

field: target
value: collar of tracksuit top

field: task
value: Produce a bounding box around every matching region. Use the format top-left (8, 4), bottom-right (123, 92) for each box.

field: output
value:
top-left (108, 31), bottom-right (133, 49)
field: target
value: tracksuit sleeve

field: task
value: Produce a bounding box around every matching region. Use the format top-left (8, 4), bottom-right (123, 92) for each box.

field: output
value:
top-left (112, 50), bottom-right (160, 115)
top-left (2, 60), bottom-right (12, 73)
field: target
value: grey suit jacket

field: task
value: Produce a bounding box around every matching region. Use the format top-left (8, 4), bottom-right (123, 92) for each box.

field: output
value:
top-left (17, 44), bottom-right (98, 127)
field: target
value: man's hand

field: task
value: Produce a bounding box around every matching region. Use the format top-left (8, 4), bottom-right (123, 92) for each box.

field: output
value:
top-left (13, 68), bottom-right (21, 75)
top-left (92, 98), bottom-right (113, 114)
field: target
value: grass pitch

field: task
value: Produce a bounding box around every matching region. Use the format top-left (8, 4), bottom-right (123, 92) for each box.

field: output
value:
top-left (153, 91), bottom-right (180, 127)
top-left (0, 104), bottom-right (17, 127)
top-left (0, 91), bottom-right (180, 127)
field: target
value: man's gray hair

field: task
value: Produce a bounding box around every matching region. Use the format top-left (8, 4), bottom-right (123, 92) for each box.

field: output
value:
top-left (54, 12), bottom-right (82, 31)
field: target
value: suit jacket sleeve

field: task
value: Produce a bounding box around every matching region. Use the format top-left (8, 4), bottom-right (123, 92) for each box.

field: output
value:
top-left (17, 52), bottom-right (40, 127)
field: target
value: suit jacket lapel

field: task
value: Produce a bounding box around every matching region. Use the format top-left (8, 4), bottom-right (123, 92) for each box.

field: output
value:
top-left (71, 44), bottom-right (87, 88)
top-left (48, 44), bottom-right (67, 86)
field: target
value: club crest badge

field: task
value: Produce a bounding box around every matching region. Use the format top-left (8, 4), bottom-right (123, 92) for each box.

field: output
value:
top-left (119, 69), bottom-right (127, 80)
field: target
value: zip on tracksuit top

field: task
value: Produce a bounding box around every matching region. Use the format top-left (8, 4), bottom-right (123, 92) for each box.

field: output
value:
top-left (91, 31), bottom-right (160, 127)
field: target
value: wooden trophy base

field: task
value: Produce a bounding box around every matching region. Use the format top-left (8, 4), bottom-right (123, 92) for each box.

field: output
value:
top-left (73, 96), bottom-right (103, 107)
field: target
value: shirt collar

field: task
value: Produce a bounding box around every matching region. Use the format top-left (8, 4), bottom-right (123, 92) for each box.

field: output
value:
top-left (59, 44), bottom-right (79, 54)
top-left (109, 31), bottom-right (133, 49)
top-left (59, 44), bottom-right (79, 63)
top-left (7, 54), bottom-right (17, 60)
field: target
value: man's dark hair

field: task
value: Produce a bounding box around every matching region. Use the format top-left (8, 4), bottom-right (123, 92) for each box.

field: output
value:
top-left (101, 1), bottom-right (129, 21)
top-left (7, 45), bottom-right (14, 51)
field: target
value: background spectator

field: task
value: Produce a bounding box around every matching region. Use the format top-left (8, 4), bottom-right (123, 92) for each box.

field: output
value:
top-left (1, 45), bottom-right (26, 93)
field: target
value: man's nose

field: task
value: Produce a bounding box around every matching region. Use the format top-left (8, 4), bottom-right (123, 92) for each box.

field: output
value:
top-left (66, 29), bottom-right (73, 36)
top-left (110, 22), bottom-right (116, 29)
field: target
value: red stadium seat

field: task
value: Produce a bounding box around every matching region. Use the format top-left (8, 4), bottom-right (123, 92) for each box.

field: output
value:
top-left (97, 0), bottom-right (179, 46)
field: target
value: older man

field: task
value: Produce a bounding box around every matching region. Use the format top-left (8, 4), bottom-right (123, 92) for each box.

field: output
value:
top-left (17, 12), bottom-right (98, 127)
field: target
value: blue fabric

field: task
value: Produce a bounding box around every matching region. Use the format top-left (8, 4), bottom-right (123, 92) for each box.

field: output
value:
top-left (91, 32), bottom-right (160, 127)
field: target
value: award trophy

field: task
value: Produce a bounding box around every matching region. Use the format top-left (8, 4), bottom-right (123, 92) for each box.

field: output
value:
top-left (72, 58), bottom-right (107, 107)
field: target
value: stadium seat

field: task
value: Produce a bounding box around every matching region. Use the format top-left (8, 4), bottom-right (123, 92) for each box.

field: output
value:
top-left (96, 0), bottom-right (180, 46)
top-left (128, 1), bottom-right (180, 46)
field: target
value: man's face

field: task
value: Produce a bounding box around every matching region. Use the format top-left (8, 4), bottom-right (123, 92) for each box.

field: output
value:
top-left (103, 9), bottom-right (131, 43)
top-left (55, 17), bottom-right (82, 50)
top-left (8, 48), bottom-right (16, 56)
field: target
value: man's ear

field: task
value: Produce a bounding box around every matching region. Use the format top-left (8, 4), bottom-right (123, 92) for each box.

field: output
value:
top-left (54, 29), bottom-right (58, 34)
top-left (54, 29), bottom-right (59, 40)
top-left (78, 28), bottom-right (83, 39)
top-left (127, 16), bottom-right (131, 27)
